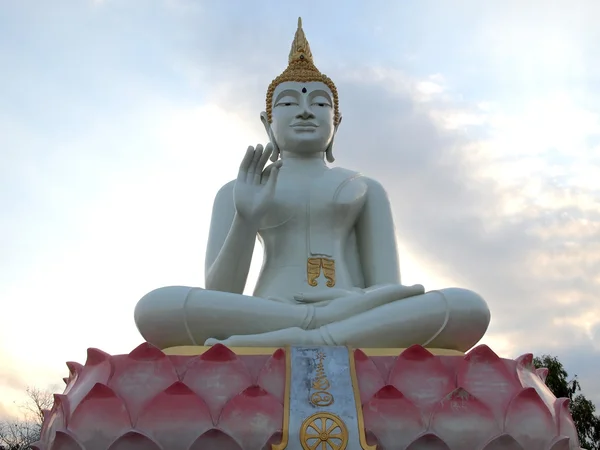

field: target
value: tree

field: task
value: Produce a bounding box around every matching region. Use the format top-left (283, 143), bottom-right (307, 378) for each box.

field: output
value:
top-left (534, 355), bottom-right (600, 450)
top-left (0, 387), bottom-right (55, 450)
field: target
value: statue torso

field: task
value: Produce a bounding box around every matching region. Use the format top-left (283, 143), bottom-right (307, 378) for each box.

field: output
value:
top-left (254, 166), bottom-right (368, 300)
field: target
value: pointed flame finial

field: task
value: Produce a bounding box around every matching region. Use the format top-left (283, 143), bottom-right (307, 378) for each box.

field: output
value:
top-left (288, 17), bottom-right (313, 64)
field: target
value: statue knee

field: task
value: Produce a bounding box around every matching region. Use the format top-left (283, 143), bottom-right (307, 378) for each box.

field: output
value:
top-left (134, 286), bottom-right (193, 349)
top-left (437, 288), bottom-right (491, 351)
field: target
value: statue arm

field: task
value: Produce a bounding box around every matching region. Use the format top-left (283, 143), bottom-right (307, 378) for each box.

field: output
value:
top-left (204, 181), bottom-right (258, 294)
top-left (355, 178), bottom-right (402, 286)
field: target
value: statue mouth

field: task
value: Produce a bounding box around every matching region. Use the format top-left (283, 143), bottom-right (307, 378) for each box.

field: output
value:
top-left (291, 122), bottom-right (318, 128)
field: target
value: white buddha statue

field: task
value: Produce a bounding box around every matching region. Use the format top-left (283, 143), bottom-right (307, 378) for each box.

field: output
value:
top-left (134, 18), bottom-right (490, 352)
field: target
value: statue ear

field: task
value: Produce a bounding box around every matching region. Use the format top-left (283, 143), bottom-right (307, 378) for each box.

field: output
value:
top-left (325, 115), bottom-right (342, 163)
top-left (260, 112), bottom-right (280, 162)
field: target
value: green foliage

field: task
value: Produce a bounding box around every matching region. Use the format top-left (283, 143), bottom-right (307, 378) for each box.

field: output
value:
top-left (534, 355), bottom-right (600, 449)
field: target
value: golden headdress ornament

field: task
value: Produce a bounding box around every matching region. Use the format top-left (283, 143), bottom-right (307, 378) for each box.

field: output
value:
top-left (266, 17), bottom-right (340, 125)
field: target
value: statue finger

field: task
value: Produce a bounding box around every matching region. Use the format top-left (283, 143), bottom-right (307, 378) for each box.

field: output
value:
top-left (264, 160), bottom-right (282, 191)
top-left (254, 144), bottom-right (273, 184)
top-left (238, 146), bottom-right (255, 181)
top-left (247, 144), bottom-right (263, 179)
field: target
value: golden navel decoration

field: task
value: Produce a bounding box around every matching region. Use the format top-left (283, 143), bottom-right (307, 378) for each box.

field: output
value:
top-left (266, 17), bottom-right (340, 126)
top-left (300, 412), bottom-right (348, 450)
top-left (307, 257), bottom-right (336, 287)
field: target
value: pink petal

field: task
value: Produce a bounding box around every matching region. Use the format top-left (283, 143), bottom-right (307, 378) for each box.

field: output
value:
top-left (256, 348), bottom-right (287, 404)
top-left (183, 345), bottom-right (253, 421)
top-left (107, 431), bottom-right (161, 450)
top-left (405, 433), bottom-right (451, 450)
top-left (68, 383), bottom-right (131, 449)
top-left (554, 398), bottom-right (579, 445)
top-left (64, 348), bottom-right (113, 415)
top-left (362, 385), bottom-right (425, 448)
top-left (457, 345), bottom-right (521, 422)
top-left (481, 434), bottom-right (525, 450)
top-left (536, 368), bottom-right (549, 384)
top-left (430, 387), bottom-right (500, 448)
top-left (504, 387), bottom-right (556, 450)
top-left (49, 431), bottom-right (84, 450)
top-left (353, 349), bottom-right (385, 406)
top-left (388, 345), bottom-right (455, 415)
top-left (39, 394), bottom-right (69, 444)
top-left (189, 429), bottom-right (243, 450)
top-left (547, 436), bottom-right (572, 450)
top-left (108, 344), bottom-right (179, 422)
top-left (136, 381), bottom-right (213, 449)
top-left (516, 354), bottom-right (557, 415)
top-left (218, 386), bottom-right (283, 449)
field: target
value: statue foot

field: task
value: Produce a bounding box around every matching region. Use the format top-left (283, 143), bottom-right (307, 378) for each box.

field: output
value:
top-left (204, 327), bottom-right (327, 347)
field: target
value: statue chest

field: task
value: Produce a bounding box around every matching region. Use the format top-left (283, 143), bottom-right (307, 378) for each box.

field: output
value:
top-left (259, 168), bottom-right (368, 256)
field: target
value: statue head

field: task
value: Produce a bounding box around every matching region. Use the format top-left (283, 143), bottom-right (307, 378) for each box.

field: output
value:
top-left (261, 18), bottom-right (341, 162)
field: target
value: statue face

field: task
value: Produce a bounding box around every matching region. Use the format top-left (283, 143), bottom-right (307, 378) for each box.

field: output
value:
top-left (268, 81), bottom-right (336, 155)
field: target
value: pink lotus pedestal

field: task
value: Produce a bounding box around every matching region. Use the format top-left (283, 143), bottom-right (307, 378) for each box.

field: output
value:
top-left (34, 343), bottom-right (581, 450)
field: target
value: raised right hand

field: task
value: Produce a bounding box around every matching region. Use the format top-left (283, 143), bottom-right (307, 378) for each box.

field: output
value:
top-left (233, 143), bottom-right (282, 224)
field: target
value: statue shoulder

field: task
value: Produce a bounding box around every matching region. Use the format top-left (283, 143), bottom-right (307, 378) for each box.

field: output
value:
top-left (328, 168), bottom-right (389, 198)
top-left (362, 176), bottom-right (389, 197)
top-left (212, 180), bottom-right (236, 208)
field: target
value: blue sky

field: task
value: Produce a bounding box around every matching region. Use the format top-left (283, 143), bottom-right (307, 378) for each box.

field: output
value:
top-left (1, 0), bottom-right (599, 418)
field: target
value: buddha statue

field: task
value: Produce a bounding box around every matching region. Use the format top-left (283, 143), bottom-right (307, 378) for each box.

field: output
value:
top-left (134, 18), bottom-right (491, 352)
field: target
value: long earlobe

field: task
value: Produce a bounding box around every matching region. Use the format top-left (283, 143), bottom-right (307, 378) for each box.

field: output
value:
top-left (326, 116), bottom-right (341, 163)
top-left (325, 140), bottom-right (335, 163)
top-left (260, 111), bottom-right (280, 161)
top-left (270, 137), bottom-right (280, 161)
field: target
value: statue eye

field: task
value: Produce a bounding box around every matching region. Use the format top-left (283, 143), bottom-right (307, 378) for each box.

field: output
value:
top-left (275, 98), bottom-right (298, 107)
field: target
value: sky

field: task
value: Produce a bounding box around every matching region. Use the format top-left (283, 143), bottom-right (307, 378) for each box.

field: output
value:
top-left (1, 0), bottom-right (599, 419)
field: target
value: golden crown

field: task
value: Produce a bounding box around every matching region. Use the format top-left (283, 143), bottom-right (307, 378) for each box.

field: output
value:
top-left (265, 18), bottom-right (340, 125)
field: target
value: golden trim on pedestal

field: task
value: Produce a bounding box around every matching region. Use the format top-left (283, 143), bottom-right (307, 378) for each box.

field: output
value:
top-left (162, 346), bottom-right (465, 357)
top-left (272, 345), bottom-right (292, 450)
top-left (300, 412), bottom-right (348, 450)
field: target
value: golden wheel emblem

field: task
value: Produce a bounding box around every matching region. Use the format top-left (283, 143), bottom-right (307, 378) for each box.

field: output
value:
top-left (300, 412), bottom-right (348, 450)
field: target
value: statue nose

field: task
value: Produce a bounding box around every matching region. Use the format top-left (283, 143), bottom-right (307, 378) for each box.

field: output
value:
top-left (297, 106), bottom-right (315, 119)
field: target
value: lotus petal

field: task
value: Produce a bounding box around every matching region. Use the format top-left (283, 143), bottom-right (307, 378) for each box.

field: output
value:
top-left (189, 429), bottom-right (243, 450)
top-left (65, 348), bottom-right (113, 415)
top-left (107, 431), bottom-right (161, 450)
top-left (481, 434), bottom-right (525, 450)
top-left (136, 381), bottom-right (213, 449)
top-left (256, 348), bottom-right (287, 404)
top-left (457, 345), bottom-right (521, 422)
top-left (108, 343), bottom-right (179, 422)
top-left (430, 387), bottom-right (500, 448)
top-left (388, 345), bottom-right (455, 415)
top-left (362, 385), bottom-right (425, 449)
top-left (218, 385), bottom-right (283, 449)
top-left (405, 433), bottom-right (451, 450)
top-left (183, 344), bottom-right (253, 421)
top-left (353, 349), bottom-right (385, 405)
top-left (49, 431), bottom-right (84, 450)
top-left (63, 362), bottom-right (82, 394)
top-left (39, 394), bottom-right (69, 444)
top-left (516, 353), bottom-right (557, 415)
top-left (536, 367), bottom-right (549, 384)
top-left (68, 383), bottom-right (131, 450)
top-left (555, 398), bottom-right (579, 446)
top-left (504, 387), bottom-right (555, 450)
top-left (548, 436), bottom-right (572, 450)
